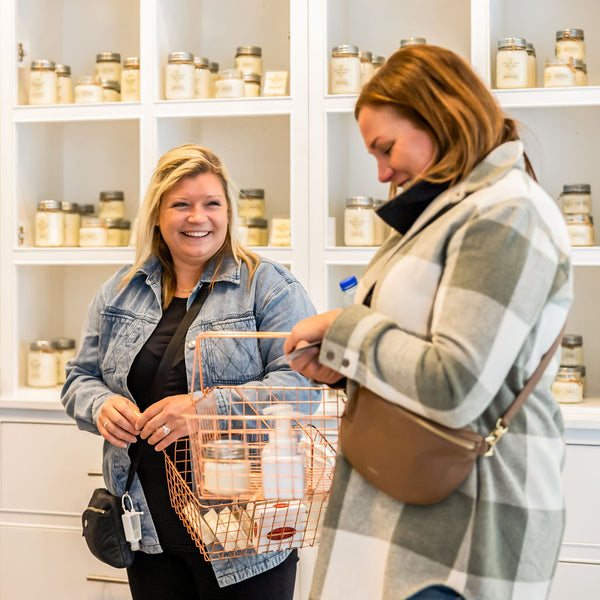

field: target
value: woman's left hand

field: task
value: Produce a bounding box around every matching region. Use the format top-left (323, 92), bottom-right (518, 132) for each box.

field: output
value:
top-left (136, 394), bottom-right (194, 451)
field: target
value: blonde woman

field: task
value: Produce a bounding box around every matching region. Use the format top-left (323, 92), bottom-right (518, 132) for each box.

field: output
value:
top-left (286, 45), bottom-right (572, 600)
top-left (62, 144), bottom-right (315, 599)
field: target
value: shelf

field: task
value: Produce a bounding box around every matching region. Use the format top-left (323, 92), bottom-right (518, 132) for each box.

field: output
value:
top-left (13, 247), bottom-right (135, 265)
top-left (13, 103), bottom-right (143, 123)
top-left (571, 247), bottom-right (600, 266)
top-left (561, 398), bottom-right (600, 431)
top-left (494, 87), bottom-right (600, 109)
top-left (153, 97), bottom-right (295, 118)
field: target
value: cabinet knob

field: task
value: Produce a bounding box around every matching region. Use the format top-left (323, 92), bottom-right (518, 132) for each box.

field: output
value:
top-left (87, 470), bottom-right (103, 477)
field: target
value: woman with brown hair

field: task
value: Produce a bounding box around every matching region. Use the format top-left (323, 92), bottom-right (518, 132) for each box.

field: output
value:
top-left (285, 45), bottom-right (571, 599)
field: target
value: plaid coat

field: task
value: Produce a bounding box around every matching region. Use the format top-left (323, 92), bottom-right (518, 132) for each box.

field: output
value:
top-left (311, 141), bottom-right (572, 600)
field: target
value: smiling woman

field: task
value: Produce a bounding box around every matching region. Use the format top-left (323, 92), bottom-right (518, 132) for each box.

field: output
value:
top-left (61, 143), bottom-right (316, 599)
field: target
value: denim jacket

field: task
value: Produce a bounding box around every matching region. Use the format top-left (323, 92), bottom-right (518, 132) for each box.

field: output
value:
top-left (61, 254), bottom-right (316, 586)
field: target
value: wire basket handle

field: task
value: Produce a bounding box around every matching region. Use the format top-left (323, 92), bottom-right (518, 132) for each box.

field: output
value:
top-left (191, 331), bottom-right (290, 395)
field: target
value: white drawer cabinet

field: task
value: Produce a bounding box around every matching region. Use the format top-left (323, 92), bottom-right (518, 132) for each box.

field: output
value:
top-left (0, 525), bottom-right (131, 599)
top-left (1, 420), bottom-right (104, 513)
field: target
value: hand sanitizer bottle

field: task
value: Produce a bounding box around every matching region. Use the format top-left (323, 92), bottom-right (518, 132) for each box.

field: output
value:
top-left (339, 275), bottom-right (358, 306)
top-left (262, 404), bottom-right (305, 500)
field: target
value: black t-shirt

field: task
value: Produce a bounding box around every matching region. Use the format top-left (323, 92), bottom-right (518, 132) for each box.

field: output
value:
top-left (127, 296), bottom-right (197, 551)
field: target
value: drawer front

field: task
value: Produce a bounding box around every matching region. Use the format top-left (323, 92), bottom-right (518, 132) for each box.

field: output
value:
top-left (0, 525), bottom-right (131, 599)
top-left (1, 421), bottom-right (103, 513)
top-left (563, 443), bottom-right (600, 545)
top-left (549, 561), bottom-right (600, 599)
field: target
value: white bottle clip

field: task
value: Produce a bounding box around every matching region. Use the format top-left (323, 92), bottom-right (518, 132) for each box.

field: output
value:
top-left (261, 403), bottom-right (305, 500)
top-left (121, 492), bottom-right (143, 551)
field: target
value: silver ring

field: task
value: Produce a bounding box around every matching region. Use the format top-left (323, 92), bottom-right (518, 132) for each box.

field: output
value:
top-left (103, 420), bottom-right (111, 428)
top-left (162, 425), bottom-right (171, 436)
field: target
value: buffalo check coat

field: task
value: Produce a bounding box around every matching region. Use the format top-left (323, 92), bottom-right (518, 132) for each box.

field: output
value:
top-left (311, 141), bottom-right (573, 600)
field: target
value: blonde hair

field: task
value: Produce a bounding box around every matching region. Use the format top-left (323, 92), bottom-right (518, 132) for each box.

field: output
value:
top-left (121, 143), bottom-right (259, 306)
top-left (355, 45), bottom-right (535, 189)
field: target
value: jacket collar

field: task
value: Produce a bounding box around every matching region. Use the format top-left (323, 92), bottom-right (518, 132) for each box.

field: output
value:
top-left (397, 140), bottom-right (525, 245)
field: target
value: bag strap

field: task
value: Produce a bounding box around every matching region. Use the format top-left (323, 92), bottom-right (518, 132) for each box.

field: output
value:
top-left (484, 325), bottom-right (565, 455)
top-left (124, 284), bottom-right (211, 492)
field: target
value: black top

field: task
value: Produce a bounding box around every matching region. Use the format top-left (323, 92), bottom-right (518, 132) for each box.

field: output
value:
top-left (377, 180), bottom-right (450, 235)
top-left (128, 296), bottom-right (198, 552)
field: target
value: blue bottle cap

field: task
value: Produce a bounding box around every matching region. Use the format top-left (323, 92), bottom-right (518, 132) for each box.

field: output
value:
top-left (339, 276), bottom-right (358, 292)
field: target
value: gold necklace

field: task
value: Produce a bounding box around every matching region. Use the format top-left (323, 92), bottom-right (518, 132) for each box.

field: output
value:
top-left (176, 286), bottom-right (195, 293)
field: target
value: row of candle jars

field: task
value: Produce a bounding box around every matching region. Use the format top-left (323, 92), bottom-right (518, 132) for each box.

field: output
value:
top-left (496, 29), bottom-right (588, 89)
top-left (27, 338), bottom-right (77, 387)
top-left (28, 53), bottom-right (140, 105)
top-left (165, 47), bottom-right (288, 100)
top-left (552, 334), bottom-right (586, 404)
top-left (329, 37), bottom-right (426, 95)
top-left (559, 184), bottom-right (594, 247)
top-left (34, 192), bottom-right (131, 247)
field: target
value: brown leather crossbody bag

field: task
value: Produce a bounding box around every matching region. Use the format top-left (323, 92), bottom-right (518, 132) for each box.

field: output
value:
top-left (339, 328), bottom-right (564, 505)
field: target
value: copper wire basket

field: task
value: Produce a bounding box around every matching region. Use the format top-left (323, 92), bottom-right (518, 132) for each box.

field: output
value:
top-left (165, 331), bottom-right (344, 561)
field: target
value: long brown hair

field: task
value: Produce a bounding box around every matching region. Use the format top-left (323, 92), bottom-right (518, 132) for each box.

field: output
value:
top-left (355, 45), bottom-right (535, 188)
top-left (121, 144), bottom-right (259, 307)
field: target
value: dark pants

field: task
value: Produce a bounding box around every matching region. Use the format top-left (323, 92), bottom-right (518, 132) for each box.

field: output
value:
top-left (407, 585), bottom-right (464, 599)
top-left (126, 548), bottom-right (297, 600)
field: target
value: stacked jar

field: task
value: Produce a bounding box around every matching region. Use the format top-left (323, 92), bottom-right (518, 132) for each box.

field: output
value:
top-left (238, 189), bottom-right (268, 246)
top-left (559, 184), bottom-right (593, 246)
top-left (496, 38), bottom-right (529, 89)
top-left (344, 196), bottom-right (375, 246)
top-left (553, 334), bottom-right (586, 403)
top-left (235, 46), bottom-right (262, 97)
top-left (544, 28), bottom-right (586, 88)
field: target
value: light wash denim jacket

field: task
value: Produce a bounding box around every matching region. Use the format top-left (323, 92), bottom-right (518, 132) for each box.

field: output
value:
top-left (61, 254), bottom-right (316, 586)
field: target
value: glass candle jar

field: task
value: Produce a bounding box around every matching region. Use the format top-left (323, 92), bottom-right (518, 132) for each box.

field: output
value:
top-left (556, 28), bottom-right (585, 61)
top-left (79, 216), bottom-right (107, 247)
top-left (103, 218), bottom-right (124, 246)
top-left (344, 196), bottom-right (375, 246)
top-left (400, 37), bottom-right (427, 47)
top-left (573, 60), bottom-right (588, 86)
top-left (35, 200), bottom-right (64, 247)
top-left (235, 46), bottom-right (263, 76)
top-left (53, 337), bottom-right (76, 385)
top-left (243, 72), bottom-right (261, 97)
top-left (246, 218), bottom-right (269, 246)
top-left (166, 52), bottom-right (195, 100)
top-left (565, 213), bottom-right (594, 246)
top-left (203, 440), bottom-right (251, 496)
top-left (101, 79), bottom-right (121, 102)
top-left (359, 50), bottom-right (375, 86)
top-left (552, 366), bottom-right (584, 404)
top-left (28, 340), bottom-right (58, 387)
top-left (121, 57), bottom-right (141, 101)
top-left (238, 189), bottom-right (265, 218)
top-left (194, 57), bottom-right (211, 99)
top-left (329, 45), bottom-right (361, 94)
top-left (95, 52), bottom-right (122, 82)
top-left (526, 43), bottom-right (537, 87)
top-left (75, 75), bottom-right (103, 103)
top-left (61, 201), bottom-right (81, 247)
top-left (270, 216), bottom-right (291, 246)
top-left (496, 37), bottom-right (528, 89)
top-left (561, 334), bottom-right (584, 367)
top-left (373, 198), bottom-right (389, 245)
top-left (215, 69), bottom-right (244, 98)
top-left (29, 60), bottom-right (57, 105)
top-left (120, 220), bottom-right (132, 246)
top-left (559, 184), bottom-right (592, 215)
top-left (209, 62), bottom-right (219, 98)
top-left (56, 64), bottom-right (73, 104)
top-left (372, 55), bottom-right (386, 72)
top-left (99, 190), bottom-right (125, 219)
top-left (544, 58), bottom-right (575, 88)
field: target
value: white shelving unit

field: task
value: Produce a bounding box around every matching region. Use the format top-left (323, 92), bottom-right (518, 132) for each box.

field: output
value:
top-left (1, 0), bottom-right (600, 597)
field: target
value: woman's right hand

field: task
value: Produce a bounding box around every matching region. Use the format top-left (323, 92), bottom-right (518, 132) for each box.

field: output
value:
top-left (97, 395), bottom-right (141, 448)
